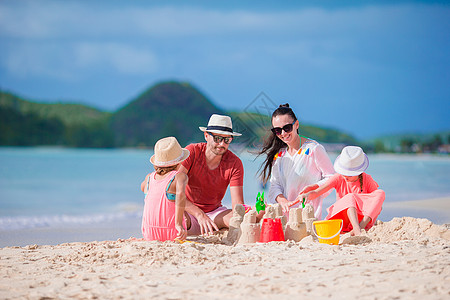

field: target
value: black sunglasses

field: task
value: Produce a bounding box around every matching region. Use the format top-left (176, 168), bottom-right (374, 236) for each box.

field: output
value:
top-left (271, 121), bottom-right (296, 135)
top-left (207, 132), bottom-right (233, 144)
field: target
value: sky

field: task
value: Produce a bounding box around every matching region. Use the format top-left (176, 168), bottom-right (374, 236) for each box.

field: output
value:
top-left (0, 0), bottom-right (449, 139)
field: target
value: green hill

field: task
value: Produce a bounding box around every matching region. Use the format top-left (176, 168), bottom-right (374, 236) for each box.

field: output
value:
top-left (366, 131), bottom-right (450, 153)
top-left (228, 111), bottom-right (357, 147)
top-left (0, 90), bottom-right (113, 147)
top-left (110, 81), bottom-right (225, 147)
top-left (0, 91), bottom-right (110, 126)
top-left (0, 81), bottom-right (363, 149)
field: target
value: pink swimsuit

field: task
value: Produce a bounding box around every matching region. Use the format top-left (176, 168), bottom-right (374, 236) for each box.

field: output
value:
top-left (141, 170), bottom-right (185, 241)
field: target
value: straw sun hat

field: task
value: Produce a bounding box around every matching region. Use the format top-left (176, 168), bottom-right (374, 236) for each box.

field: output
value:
top-left (333, 146), bottom-right (369, 176)
top-left (150, 137), bottom-right (190, 167)
top-left (199, 114), bottom-right (242, 136)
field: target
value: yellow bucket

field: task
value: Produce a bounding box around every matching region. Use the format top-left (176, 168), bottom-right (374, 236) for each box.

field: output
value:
top-left (312, 219), bottom-right (343, 245)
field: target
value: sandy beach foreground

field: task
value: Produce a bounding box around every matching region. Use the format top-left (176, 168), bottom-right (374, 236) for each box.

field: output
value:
top-left (1, 217), bottom-right (449, 300)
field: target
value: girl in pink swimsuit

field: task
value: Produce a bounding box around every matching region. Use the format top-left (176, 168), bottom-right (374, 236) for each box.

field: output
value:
top-left (141, 137), bottom-right (190, 241)
top-left (299, 146), bottom-right (385, 236)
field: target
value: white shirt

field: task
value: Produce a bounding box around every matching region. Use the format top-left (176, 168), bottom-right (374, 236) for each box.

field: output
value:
top-left (268, 139), bottom-right (335, 219)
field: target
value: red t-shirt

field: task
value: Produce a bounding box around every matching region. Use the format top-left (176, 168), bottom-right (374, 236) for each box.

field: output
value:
top-left (181, 143), bottom-right (244, 213)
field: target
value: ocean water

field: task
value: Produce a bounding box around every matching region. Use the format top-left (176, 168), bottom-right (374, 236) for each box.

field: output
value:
top-left (0, 147), bottom-right (449, 245)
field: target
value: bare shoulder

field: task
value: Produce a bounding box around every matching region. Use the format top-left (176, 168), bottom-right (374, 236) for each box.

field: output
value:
top-left (175, 171), bottom-right (189, 183)
top-left (178, 163), bottom-right (189, 174)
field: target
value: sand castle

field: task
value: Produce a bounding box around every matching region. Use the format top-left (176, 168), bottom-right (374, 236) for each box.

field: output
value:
top-left (237, 210), bottom-right (261, 244)
top-left (272, 203), bottom-right (287, 229)
top-left (238, 203), bottom-right (285, 244)
top-left (284, 207), bottom-right (307, 242)
top-left (225, 204), bottom-right (245, 245)
top-left (232, 203), bottom-right (314, 244)
top-left (302, 203), bottom-right (317, 235)
top-left (239, 204), bottom-right (287, 244)
top-left (273, 203), bottom-right (283, 217)
top-left (262, 205), bottom-right (275, 219)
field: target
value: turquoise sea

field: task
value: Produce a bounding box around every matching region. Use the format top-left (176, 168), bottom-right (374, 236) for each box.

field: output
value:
top-left (0, 147), bottom-right (449, 246)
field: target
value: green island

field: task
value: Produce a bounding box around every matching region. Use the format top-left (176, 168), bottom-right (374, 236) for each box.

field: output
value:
top-left (1, 81), bottom-right (448, 153)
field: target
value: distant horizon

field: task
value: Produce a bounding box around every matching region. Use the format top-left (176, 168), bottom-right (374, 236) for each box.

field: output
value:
top-left (2, 82), bottom-right (448, 142)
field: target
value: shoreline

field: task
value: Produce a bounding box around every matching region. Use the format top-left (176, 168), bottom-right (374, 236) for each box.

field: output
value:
top-left (0, 218), bottom-right (142, 248)
top-left (383, 196), bottom-right (450, 211)
top-left (381, 196), bottom-right (450, 225)
top-left (1, 145), bottom-right (450, 156)
top-left (1, 196), bottom-right (449, 248)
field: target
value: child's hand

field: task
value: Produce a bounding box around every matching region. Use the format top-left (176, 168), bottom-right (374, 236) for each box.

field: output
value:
top-left (304, 191), bottom-right (319, 201)
top-left (175, 224), bottom-right (187, 241)
top-left (299, 184), bottom-right (319, 195)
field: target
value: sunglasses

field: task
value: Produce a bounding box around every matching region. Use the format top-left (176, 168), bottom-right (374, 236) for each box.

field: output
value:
top-left (271, 121), bottom-right (296, 135)
top-left (207, 132), bottom-right (233, 144)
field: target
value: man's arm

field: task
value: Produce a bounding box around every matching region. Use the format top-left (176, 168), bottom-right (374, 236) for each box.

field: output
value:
top-left (184, 200), bottom-right (219, 234)
top-left (178, 164), bottom-right (219, 235)
top-left (229, 185), bottom-right (244, 210)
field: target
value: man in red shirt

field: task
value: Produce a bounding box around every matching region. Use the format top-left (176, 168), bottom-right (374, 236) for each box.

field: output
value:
top-left (180, 114), bottom-right (245, 235)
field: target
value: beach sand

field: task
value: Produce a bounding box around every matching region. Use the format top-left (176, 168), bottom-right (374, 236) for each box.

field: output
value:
top-left (1, 216), bottom-right (449, 300)
top-left (383, 196), bottom-right (450, 212)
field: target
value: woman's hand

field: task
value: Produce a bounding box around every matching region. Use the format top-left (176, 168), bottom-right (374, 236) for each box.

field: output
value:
top-left (276, 197), bottom-right (291, 214)
top-left (175, 224), bottom-right (187, 241)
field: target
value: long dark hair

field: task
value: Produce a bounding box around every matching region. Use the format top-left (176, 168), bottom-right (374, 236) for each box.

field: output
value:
top-left (257, 103), bottom-right (298, 185)
top-left (359, 173), bottom-right (364, 193)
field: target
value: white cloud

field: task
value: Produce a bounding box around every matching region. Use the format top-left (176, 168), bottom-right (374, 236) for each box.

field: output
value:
top-left (2, 1), bottom-right (446, 39)
top-left (0, 1), bottom-right (448, 81)
top-left (0, 1), bottom-right (80, 39)
top-left (75, 43), bottom-right (158, 74)
top-left (1, 42), bottom-right (158, 79)
top-left (2, 42), bottom-right (75, 80)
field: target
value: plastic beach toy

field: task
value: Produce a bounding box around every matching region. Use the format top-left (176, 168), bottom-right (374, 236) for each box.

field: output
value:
top-left (242, 204), bottom-right (252, 213)
top-left (288, 196), bottom-right (306, 208)
top-left (312, 219), bottom-right (343, 245)
top-left (255, 192), bottom-right (266, 213)
top-left (176, 239), bottom-right (202, 245)
top-left (259, 218), bottom-right (285, 243)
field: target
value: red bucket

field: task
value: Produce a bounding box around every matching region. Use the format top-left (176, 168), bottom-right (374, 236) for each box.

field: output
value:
top-left (259, 218), bottom-right (285, 243)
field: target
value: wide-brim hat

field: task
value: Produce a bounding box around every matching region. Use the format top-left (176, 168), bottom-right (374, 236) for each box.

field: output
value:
top-left (150, 137), bottom-right (190, 167)
top-left (199, 114), bottom-right (242, 136)
top-left (334, 146), bottom-right (369, 176)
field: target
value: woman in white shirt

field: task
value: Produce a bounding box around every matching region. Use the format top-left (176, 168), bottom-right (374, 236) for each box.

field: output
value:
top-left (258, 104), bottom-right (335, 219)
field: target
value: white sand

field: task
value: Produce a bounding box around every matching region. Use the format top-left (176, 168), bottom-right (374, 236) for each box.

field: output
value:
top-left (1, 217), bottom-right (449, 300)
top-left (384, 196), bottom-right (450, 212)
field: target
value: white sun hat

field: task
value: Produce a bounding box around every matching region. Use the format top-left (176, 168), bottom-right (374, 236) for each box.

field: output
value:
top-left (199, 114), bottom-right (242, 136)
top-left (333, 146), bottom-right (369, 176)
top-left (150, 137), bottom-right (190, 167)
